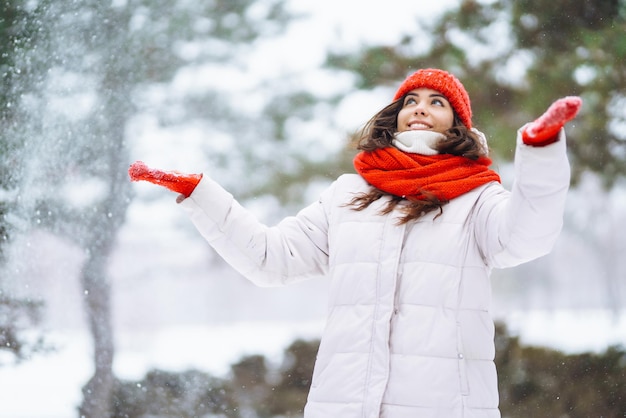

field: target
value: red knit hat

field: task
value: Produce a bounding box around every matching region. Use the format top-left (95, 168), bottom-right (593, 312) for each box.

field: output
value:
top-left (393, 68), bottom-right (472, 129)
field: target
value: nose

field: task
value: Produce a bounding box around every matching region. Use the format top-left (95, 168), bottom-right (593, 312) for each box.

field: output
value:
top-left (414, 102), bottom-right (427, 116)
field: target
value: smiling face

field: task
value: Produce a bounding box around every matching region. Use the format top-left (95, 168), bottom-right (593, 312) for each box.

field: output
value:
top-left (396, 88), bottom-right (455, 134)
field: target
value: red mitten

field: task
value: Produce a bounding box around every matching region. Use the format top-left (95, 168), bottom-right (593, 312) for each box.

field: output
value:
top-left (522, 96), bottom-right (582, 147)
top-left (128, 161), bottom-right (202, 197)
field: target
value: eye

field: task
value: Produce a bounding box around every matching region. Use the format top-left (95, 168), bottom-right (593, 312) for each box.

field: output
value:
top-left (431, 98), bottom-right (445, 107)
top-left (404, 96), bottom-right (417, 106)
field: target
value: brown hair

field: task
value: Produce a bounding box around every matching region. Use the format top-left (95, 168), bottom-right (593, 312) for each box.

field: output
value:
top-left (350, 97), bottom-right (488, 224)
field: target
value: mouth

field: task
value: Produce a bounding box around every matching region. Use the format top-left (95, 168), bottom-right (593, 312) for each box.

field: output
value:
top-left (408, 121), bottom-right (432, 130)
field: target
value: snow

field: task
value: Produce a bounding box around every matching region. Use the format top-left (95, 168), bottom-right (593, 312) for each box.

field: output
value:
top-left (0, 332), bottom-right (90, 418)
top-left (3, 1), bottom-right (626, 417)
top-left (1, 313), bottom-right (624, 418)
top-left (0, 322), bottom-right (323, 418)
top-left (114, 321), bottom-right (325, 380)
top-left (504, 310), bottom-right (626, 353)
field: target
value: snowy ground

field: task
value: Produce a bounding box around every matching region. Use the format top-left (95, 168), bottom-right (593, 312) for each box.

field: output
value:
top-left (1, 311), bottom-right (625, 418)
top-left (0, 321), bottom-right (324, 418)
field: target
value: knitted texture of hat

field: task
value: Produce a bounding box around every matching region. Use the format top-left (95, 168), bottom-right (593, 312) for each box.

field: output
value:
top-left (393, 68), bottom-right (472, 129)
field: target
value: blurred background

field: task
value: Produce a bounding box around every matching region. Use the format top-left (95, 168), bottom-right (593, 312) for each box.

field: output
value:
top-left (1, 0), bottom-right (625, 417)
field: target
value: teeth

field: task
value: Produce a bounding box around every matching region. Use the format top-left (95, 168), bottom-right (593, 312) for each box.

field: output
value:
top-left (409, 123), bottom-right (429, 130)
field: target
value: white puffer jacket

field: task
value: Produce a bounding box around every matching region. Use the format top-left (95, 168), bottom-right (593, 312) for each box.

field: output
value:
top-left (179, 130), bottom-right (570, 418)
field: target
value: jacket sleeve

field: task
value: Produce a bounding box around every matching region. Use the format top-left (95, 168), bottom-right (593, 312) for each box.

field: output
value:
top-left (475, 127), bottom-right (570, 269)
top-left (178, 176), bottom-right (332, 287)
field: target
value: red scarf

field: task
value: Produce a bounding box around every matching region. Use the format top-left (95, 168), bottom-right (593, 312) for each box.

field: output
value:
top-left (353, 147), bottom-right (501, 202)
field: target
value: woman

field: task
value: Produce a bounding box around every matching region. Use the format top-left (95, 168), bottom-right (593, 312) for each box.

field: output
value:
top-left (129, 68), bottom-right (581, 417)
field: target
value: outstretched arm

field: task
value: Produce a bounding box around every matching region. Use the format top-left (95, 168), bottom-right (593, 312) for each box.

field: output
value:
top-left (128, 160), bottom-right (331, 285)
top-left (522, 96), bottom-right (582, 147)
top-left (128, 161), bottom-right (202, 198)
top-left (477, 97), bottom-right (582, 268)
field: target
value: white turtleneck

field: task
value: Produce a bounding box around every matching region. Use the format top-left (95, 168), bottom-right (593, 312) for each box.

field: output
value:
top-left (392, 130), bottom-right (445, 155)
top-left (392, 128), bottom-right (488, 155)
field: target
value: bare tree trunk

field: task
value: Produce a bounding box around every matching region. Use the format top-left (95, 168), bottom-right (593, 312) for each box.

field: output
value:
top-left (78, 243), bottom-right (116, 418)
top-left (77, 120), bottom-right (132, 416)
top-left (78, 63), bottom-right (133, 417)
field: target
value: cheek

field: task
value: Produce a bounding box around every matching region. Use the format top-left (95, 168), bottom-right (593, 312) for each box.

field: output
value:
top-left (440, 109), bottom-right (454, 128)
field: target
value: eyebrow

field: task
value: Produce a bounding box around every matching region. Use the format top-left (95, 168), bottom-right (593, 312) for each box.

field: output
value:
top-left (406, 92), bottom-right (449, 102)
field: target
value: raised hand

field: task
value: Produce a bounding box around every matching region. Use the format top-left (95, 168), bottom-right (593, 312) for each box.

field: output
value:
top-left (522, 96), bottom-right (582, 147)
top-left (128, 161), bottom-right (202, 197)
